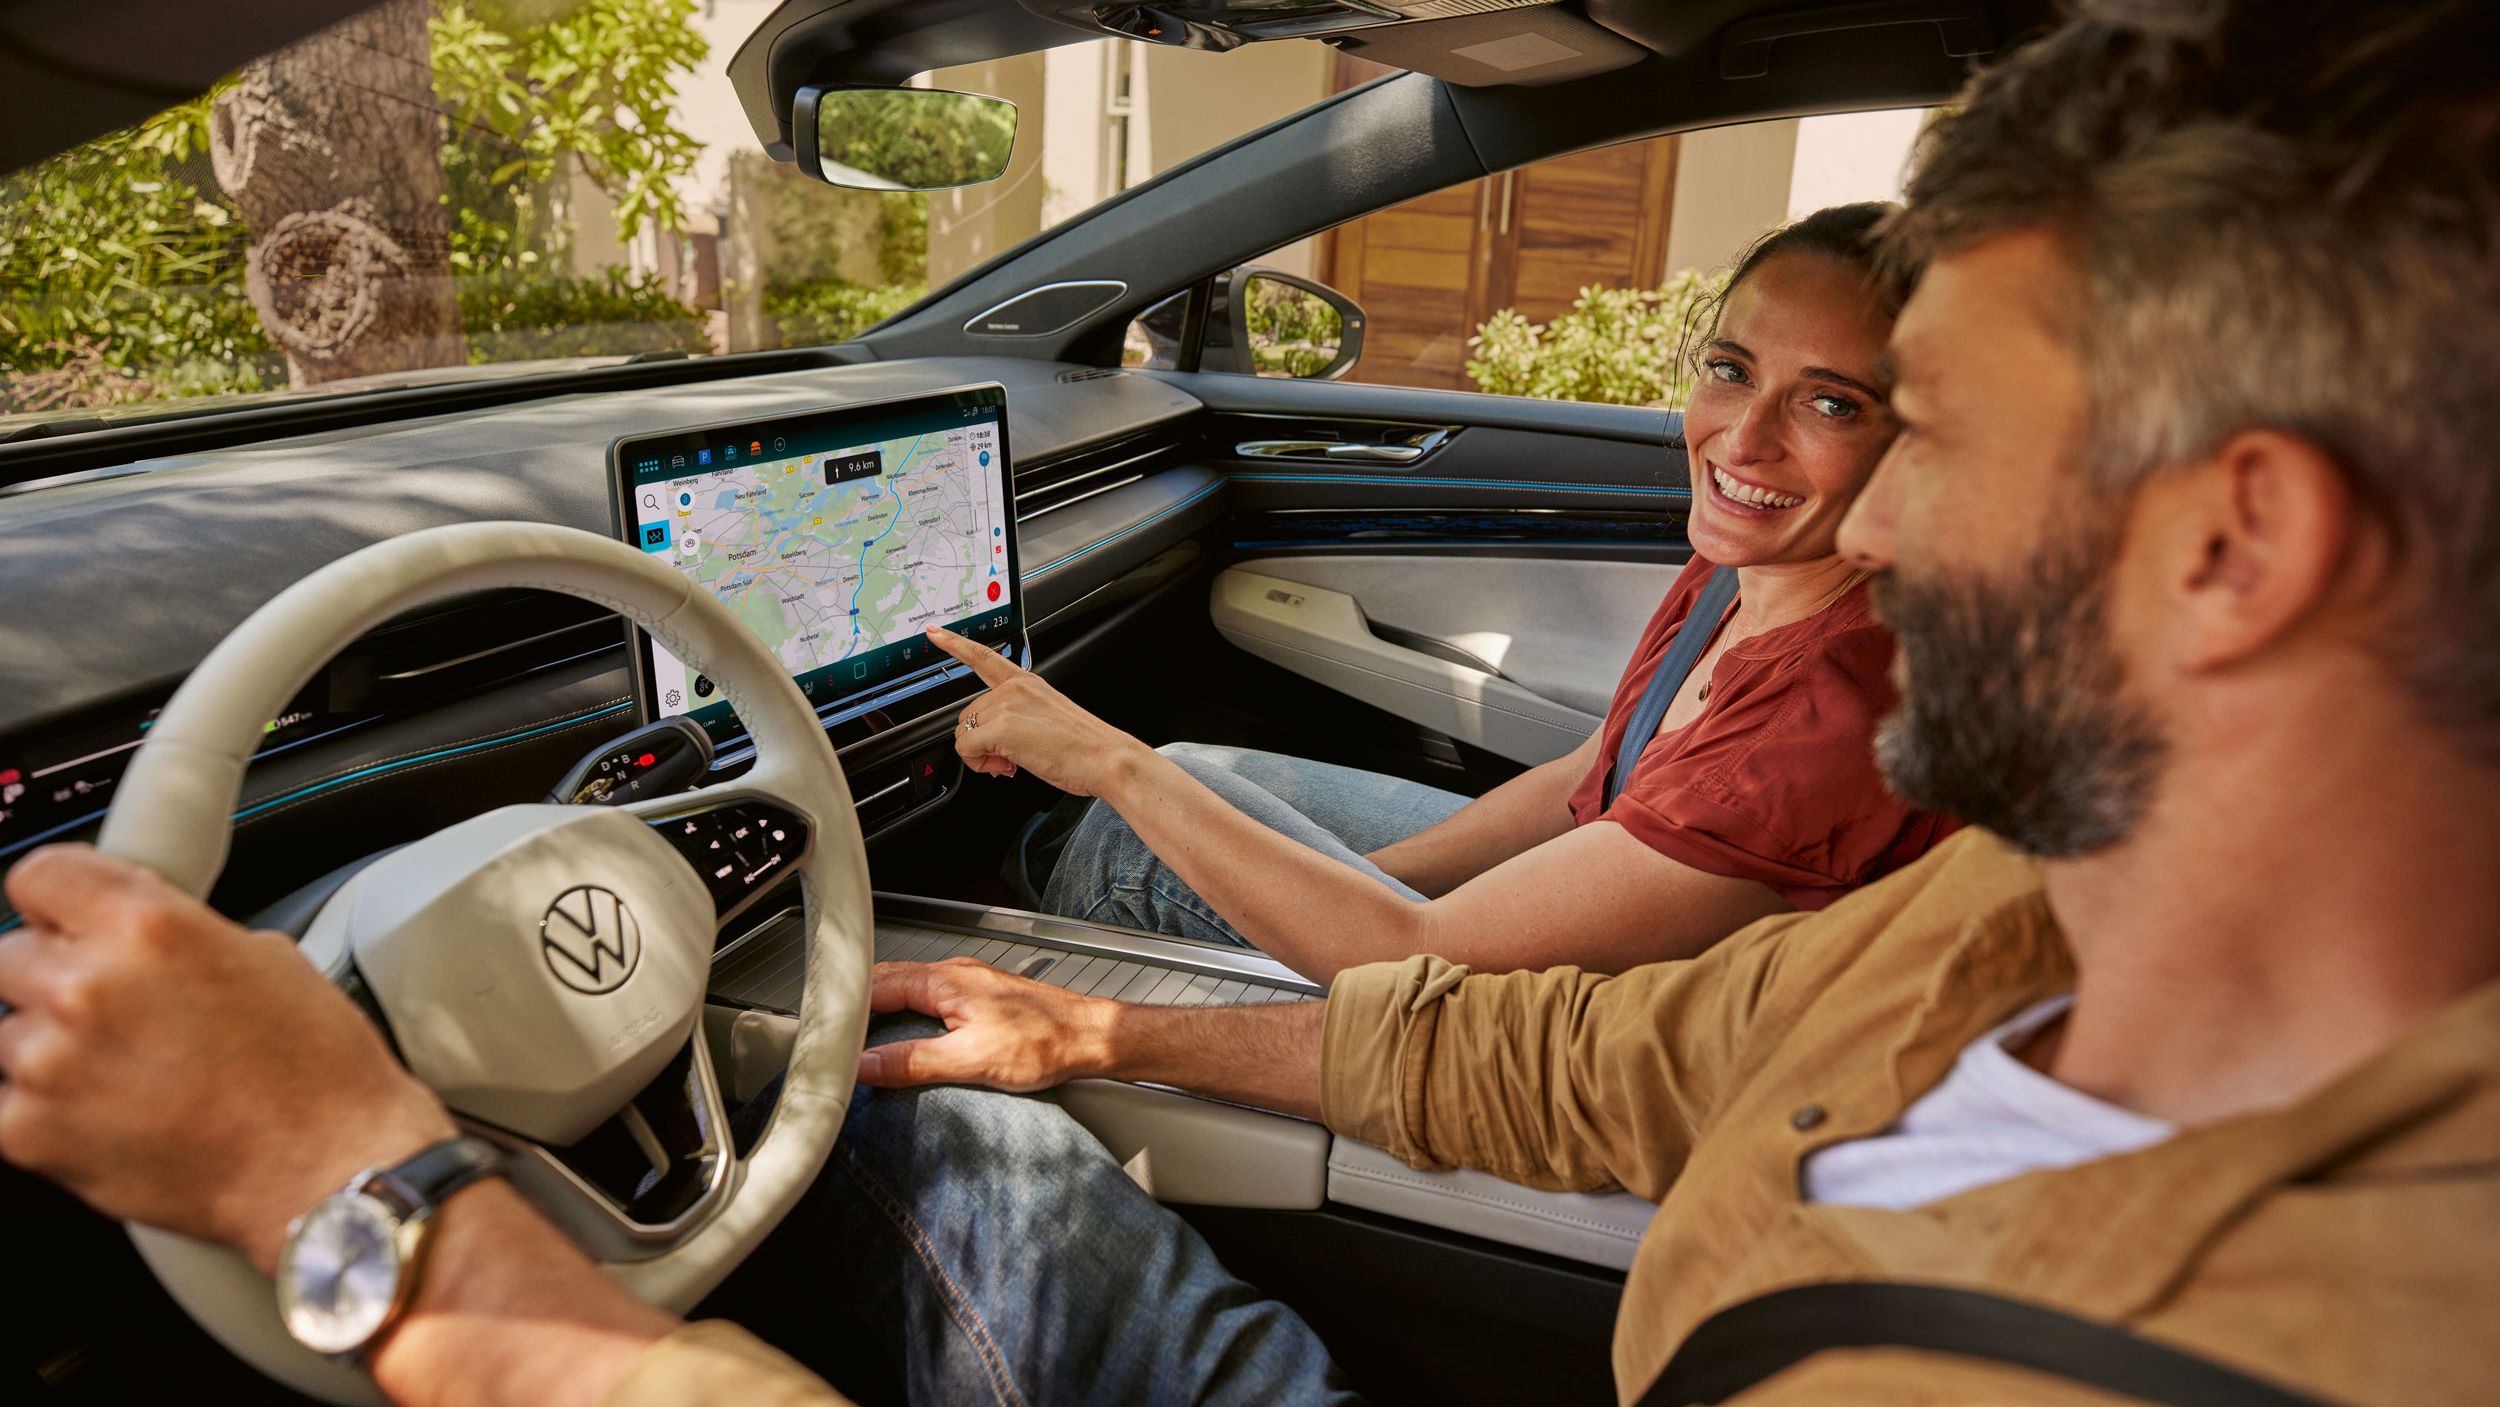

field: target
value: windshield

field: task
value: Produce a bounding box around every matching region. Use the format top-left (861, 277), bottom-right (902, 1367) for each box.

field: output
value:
top-left (0, 0), bottom-right (1342, 428)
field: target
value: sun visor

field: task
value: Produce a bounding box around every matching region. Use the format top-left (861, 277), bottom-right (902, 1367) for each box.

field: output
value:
top-left (1329, 7), bottom-right (1648, 85)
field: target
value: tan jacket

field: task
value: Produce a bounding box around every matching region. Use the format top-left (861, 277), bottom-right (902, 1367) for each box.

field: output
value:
top-left (1321, 828), bottom-right (2500, 1404)
top-left (608, 830), bottom-right (2500, 1405)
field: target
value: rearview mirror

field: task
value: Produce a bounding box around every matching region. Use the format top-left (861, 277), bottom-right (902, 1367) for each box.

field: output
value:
top-left (795, 87), bottom-right (1018, 192)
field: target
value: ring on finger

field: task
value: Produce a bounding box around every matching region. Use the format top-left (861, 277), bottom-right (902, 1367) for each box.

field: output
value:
top-left (961, 714), bottom-right (979, 732)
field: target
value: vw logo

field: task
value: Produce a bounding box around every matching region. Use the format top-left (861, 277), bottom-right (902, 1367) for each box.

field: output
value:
top-left (539, 885), bottom-right (642, 995)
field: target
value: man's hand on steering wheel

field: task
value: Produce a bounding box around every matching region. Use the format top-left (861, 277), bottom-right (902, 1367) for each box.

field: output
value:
top-left (0, 844), bottom-right (454, 1272)
top-left (927, 624), bottom-right (1154, 797)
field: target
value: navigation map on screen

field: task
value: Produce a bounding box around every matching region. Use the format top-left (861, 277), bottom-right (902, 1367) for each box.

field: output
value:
top-left (615, 388), bottom-right (1020, 747)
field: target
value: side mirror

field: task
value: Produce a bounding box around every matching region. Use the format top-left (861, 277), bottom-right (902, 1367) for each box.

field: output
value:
top-left (794, 86), bottom-right (1018, 192)
top-left (1200, 267), bottom-right (1366, 380)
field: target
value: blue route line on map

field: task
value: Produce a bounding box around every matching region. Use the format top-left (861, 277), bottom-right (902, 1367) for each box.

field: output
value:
top-left (844, 432), bottom-right (928, 655)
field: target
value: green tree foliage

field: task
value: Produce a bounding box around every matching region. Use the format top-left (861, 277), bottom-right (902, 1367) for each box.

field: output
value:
top-left (430, 0), bottom-right (711, 364)
top-left (765, 281), bottom-right (927, 347)
top-left (430, 0), bottom-right (708, 254)
top-left (460, 267), bottom-right (710, 362)
top-left (1, 0), bottom-right (713, 412)
top-left (736, 148), bottom-right (930, 351)
top-left (1465, 270), bottom-right (1726, 407)
top-left (0, 94), bottom-right (281, 410)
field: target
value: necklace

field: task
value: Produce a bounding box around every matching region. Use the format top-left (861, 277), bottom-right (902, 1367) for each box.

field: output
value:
top-left (1694, 568), bottom-right (1869, 702)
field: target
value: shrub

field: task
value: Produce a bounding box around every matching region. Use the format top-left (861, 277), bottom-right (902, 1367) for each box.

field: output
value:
top-left (457, 267), bottom-right (710, 364)
top-left (1464, 269), bottom-right (1724, 407)
top-left (763, 280), bottom-right (926, 348)
top-left (0, 96), bottom-right (284, 412)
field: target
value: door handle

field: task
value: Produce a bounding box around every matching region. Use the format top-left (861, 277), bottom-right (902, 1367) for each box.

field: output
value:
top-left (1237, 440), bottom-right (1426, 464)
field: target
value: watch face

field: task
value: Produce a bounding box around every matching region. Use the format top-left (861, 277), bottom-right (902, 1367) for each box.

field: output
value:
top-left (278, 1192), bottom-right (406, 1356)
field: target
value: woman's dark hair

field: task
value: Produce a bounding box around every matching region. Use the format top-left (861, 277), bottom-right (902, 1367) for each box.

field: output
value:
top-left (1680, 200), bottom-right (1916, 379)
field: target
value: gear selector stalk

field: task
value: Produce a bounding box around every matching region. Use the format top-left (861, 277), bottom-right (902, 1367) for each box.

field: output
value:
top-left (549, 716), bottom-right (715, 806)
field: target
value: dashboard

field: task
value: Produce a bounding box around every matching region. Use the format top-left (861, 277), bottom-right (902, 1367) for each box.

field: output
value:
top-left (0, 354), bottom-right (1209, 925)
top-left (0, 345), bottom-right (1678, 931)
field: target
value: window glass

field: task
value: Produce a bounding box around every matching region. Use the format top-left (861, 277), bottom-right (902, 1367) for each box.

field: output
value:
top-left (0, 0), bottom-right (1339, 426)
top-left (1189, 107), bottom-right (1935, 399)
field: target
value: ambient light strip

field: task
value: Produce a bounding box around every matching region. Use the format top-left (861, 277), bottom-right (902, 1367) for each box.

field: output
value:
top-left (0, 702), bottom-right (638, 892)
top-left (1016, 472), bottom-right (1687, 581)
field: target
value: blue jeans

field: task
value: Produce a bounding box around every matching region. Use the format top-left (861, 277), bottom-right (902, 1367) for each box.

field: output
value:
top-left (1042, 743), bottom-right (1471, 948)
top-left (784, 1016), bottom-right (1359, 1405)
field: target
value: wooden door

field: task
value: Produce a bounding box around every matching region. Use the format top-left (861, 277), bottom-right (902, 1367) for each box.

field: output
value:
top-left (1488, 138), bottom-right (1679, 326)
top-left (1318, 178), bottom-right (1488, 389)
top-left (1317, 55), bottom-right (1678, 390)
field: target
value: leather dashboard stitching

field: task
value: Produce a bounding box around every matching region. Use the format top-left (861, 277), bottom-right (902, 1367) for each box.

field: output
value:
top-left (1329, 1159), bottom-right (1648, 1240)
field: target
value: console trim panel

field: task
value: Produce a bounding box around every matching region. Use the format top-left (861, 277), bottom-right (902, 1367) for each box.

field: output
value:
top-left (871, 893), bottom-right (1324, 992)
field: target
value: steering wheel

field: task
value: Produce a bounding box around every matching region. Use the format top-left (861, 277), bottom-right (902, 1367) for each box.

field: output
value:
top-left (93, 522), bottom-right (875, 1404)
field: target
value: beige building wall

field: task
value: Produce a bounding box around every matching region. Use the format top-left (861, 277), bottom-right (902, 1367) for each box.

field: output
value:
top-left (1661, 118), bottom-right (1800, 279)
top-left (930, 39), bottom-right (1335, 289)
top-left (1786, 108), bottom-right (1927, 221)
top-left (926, 54), bottom-right (1054, 287)
top-left (678, 0), bottom-right (787, 238)
top-left (1141, 42), bottom-right (1332, 279)
top-left (1136, 43), bottom-right (1332, 180)
top-left (1654, 111), bottom-right (1923, 282)
top-left (1039, 44), bottom-right (1113, 228)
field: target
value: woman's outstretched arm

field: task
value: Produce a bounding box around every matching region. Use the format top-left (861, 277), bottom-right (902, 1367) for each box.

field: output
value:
top-left (928, 627), bottom-right (1783, 981)
top-left (1363, 727), bottom-right (1597, 897)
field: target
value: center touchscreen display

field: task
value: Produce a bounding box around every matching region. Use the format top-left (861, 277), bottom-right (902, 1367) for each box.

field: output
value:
top-left (609, 384), bottom-right (1023, 751)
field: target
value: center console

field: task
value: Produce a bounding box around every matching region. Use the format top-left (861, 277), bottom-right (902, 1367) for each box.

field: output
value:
top-left (702, 895), bottom-right (1655, 1273)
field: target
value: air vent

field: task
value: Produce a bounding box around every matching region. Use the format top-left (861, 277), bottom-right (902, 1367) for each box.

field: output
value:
top-left (1057, 366), bottom-right (1127, 383)
top-left (1015, 427), bottom-right (1182, 521)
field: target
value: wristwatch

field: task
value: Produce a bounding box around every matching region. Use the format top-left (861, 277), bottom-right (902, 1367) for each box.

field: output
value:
top-left (275, 1134), bottom-right (508, 1361)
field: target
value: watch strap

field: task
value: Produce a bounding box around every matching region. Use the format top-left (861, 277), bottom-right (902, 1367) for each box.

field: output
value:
top-left (362, 1134), bottom-right (505, 1222)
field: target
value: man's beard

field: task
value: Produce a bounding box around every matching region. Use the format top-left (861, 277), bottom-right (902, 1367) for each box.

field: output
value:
top-left (1870, 536), bottom-right (2170, 859)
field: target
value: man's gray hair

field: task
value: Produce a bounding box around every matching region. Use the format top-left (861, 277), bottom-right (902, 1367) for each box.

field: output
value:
top-left (1888, 0), bottom-right (2500, 745)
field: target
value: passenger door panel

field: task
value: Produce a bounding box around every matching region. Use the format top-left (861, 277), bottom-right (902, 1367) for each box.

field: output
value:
top-left (1211, 556), bottom-right (1667, 764)
top-left (1158, 370), bottom-right (1690, 771)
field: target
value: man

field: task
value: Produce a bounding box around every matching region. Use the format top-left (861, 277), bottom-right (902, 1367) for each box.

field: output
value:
top-left (4, 1), bottom-right (2496, 1403)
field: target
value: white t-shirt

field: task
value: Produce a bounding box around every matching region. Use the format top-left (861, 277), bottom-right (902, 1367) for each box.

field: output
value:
top-left (1804, 996), bottom-right (2175, 1212)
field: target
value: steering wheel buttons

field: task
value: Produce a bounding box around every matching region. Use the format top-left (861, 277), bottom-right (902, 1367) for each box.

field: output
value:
top-left (651, 798), bottom-right (812, 918)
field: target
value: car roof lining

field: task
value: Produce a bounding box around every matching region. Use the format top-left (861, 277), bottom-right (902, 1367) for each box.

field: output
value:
top-left (0, 0), bottom-right (383, 174)
top-left (729, 0), bottom-right (2044, 155)
top-left (5, 0), bottom-right (2046, 180)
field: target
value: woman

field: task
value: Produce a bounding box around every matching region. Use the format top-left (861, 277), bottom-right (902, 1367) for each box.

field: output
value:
top-left (927, 202), bottom-right (1955, 982)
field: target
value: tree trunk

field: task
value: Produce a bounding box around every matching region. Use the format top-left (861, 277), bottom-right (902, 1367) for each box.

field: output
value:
top-left (209, 0), bottom-right (463, 384)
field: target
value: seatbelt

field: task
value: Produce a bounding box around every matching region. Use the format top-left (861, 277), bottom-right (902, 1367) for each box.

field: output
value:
top-left (1633, 1282), bottom-right (2338, 1407)
top-left (1603, 566), bottom-right (1739, 810)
